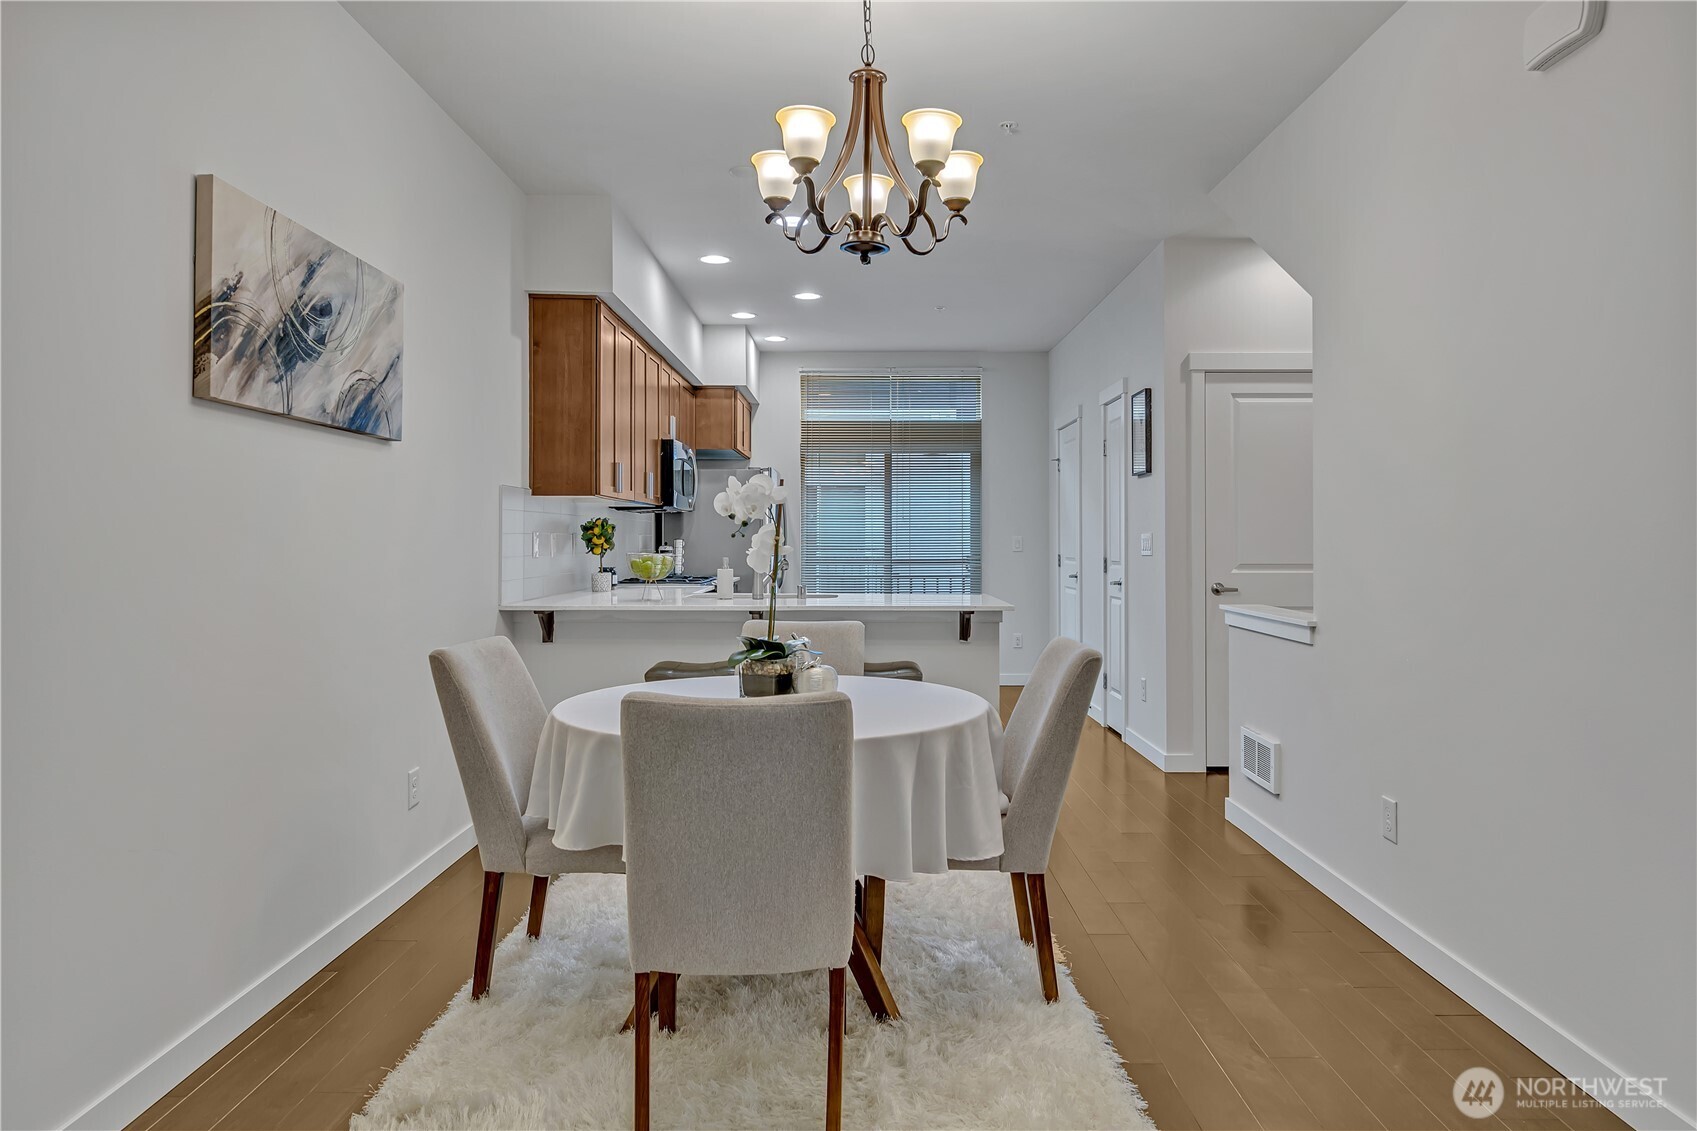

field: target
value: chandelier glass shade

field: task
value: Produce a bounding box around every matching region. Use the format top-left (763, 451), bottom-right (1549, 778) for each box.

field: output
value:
top-left (749, 0), bottom-right (982, 264)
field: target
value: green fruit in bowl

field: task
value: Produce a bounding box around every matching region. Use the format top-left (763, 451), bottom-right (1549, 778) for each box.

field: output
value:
top-left (626, 553), bottom-right (674, 582)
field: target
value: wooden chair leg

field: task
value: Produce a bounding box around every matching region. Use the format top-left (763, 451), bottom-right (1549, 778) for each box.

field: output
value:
top-left (1010, 872), bottom-right (1034, 945)
top-left (826, 967), bottom-right (845, 1131)
top-left (472, 871), bottom-right (504, 1000)
top-left (633, 971), bottom-right (652, 1131)
top-left (527, 875), bottom-right (550, 939)
top-left (861, 876), bottom-right (886, 961)
top-left (657, 972), bottom-right (677, 1033)
top-left (1027, 872), bottom-right (1060, 1003)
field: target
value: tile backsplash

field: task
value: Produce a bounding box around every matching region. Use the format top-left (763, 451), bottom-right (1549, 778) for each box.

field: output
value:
top-left (500, 486), bottom-right (651, 604)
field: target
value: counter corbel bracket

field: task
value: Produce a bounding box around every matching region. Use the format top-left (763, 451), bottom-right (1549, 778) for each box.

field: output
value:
top-left (959, 611), bottom-right (973, 642)
top-left (535, 611), bottom-right (556, 644)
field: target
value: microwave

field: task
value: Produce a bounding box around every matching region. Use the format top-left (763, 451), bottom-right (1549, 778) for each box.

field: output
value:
top-left (660, 438), bottom-right (697, 512)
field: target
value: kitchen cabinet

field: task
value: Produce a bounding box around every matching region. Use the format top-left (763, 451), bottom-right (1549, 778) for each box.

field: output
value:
top-left (694, 386), bottom-right (753, 458)
top-left (530, 295), bottom-right (697, 501)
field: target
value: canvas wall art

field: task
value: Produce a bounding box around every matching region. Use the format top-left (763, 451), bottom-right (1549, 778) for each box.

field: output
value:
top-left (193, 175), bottom-right (403, 440)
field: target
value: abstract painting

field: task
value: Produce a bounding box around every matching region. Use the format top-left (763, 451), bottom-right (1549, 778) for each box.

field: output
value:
top-left (193, 175), bottom-right (403, 439)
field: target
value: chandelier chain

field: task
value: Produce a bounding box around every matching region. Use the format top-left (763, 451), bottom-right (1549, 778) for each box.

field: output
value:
top-left (861, 0), bottom-right (875, 66)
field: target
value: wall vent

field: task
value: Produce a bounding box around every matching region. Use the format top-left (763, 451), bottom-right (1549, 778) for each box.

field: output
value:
top-left (1240, 727), bottom-right (1281, 795)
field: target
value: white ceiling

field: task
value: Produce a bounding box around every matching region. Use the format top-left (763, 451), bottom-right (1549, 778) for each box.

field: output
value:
top-left (346, 1), bottom-right (1395, 353)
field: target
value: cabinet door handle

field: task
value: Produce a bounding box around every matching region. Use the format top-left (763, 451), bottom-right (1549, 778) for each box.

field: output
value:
top-left (615, 462), bottom-right (624, 493)
top-left (647, 471), bottom-right (655, 497)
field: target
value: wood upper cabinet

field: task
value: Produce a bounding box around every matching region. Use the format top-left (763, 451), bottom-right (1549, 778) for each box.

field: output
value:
top-left (531, 295), bottom-right (699, 501)
top-left (694, 386), bottom-right (753, 458)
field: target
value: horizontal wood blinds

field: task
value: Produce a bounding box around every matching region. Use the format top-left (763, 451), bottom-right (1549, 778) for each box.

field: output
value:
top-left (800, 371), bottom-right (982, 594)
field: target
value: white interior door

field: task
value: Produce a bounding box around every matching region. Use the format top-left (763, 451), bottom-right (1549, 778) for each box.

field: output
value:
top-left (1204, 374), bottom-right (1314, 767)
top-left (1056, 418), bottom-right (1082, 642)
top-left (1102, 395), bottom-right (1127, 733)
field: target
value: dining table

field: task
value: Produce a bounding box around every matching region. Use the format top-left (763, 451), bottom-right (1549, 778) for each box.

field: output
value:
top-left (524, 674), bottom-right (1008, 1020)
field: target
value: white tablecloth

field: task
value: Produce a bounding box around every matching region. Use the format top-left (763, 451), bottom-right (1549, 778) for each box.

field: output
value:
top-left (524, 676), bottom-right (1006, 881)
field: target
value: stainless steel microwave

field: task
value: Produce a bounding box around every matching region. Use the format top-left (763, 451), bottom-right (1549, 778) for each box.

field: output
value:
top-left (660, 438), bottom-right (697, 511)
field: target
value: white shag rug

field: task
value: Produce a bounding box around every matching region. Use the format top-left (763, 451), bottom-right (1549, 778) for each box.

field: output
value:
top-left (353, 871), bottom-right (1152, 1130)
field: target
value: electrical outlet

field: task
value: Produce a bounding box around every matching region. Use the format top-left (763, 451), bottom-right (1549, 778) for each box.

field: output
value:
top-left (530, 532), bottom-right (542, 558)
top-left (1140, 532), bottom-right (1153, 556)
top-left (1139, 677), bottom-right (1147, 702)
top-left (1012, 633), bottom-right (1024, 649)
top-left (1012, 536), bottom-right (1024, 552)
top-left (1381, 796), bottom-right (1398, 843)
top-left (407, 768), bottom-right (421, 810)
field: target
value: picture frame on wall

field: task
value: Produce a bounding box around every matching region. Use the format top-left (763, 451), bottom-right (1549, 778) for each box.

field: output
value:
top-left (1131, 387), bottom-right (1152, 476)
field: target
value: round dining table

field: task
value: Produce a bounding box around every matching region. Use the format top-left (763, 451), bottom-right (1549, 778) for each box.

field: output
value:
top-left (523, 675), bottom-right (1009, 1021)
top-left (526, 675), bottom-right (1007, 879)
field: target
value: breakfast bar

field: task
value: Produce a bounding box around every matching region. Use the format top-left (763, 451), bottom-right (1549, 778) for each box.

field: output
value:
top-left (502, 589), bottom-right (1013, 705)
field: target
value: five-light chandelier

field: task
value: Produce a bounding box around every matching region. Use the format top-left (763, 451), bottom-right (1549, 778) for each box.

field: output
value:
top-left (749, 0), bottom-right (983, 264)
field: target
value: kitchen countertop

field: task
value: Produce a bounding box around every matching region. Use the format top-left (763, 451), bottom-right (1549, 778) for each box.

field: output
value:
top-left (500, 588), bottom-right (1013, 615)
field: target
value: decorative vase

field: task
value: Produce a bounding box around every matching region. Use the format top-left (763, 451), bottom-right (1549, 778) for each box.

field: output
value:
top-left (738, 657), bottom-right (793, 697)
top-left (794, 663), bottom-right (838, 694)
top-left (590, 569), bottom-right (613, 593)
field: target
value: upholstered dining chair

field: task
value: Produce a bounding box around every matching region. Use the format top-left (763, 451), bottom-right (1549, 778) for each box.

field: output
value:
top-left (741, 618), bottom-right (864, 675)
top-left (621, 691), bottom-right (856, 1131)
top-left (950, 636), bottom-right (1101, 1002)
top-left (428, 636), bottom-right (625, 1000)
top-left (643, 619), bottom-right (924, 681)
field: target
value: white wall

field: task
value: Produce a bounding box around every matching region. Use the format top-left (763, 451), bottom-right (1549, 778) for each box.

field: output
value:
top-left (1212, 2), bottom-right (1695, 1124)
top-left (1, 4), bottom-right (528, 1127)
top-left (525, 194), bottom-right (706, 382)
top-left (1047, 247), bottom-right (1166, 735)
top-left (1046, 238), bottom-right (1310, 762)
top-left (751, 351), bottom-right (1052, 680)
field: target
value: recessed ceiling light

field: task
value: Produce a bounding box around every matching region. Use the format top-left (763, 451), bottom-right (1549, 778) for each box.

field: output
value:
top-left (794, 292), bottom-right (822, 301)
top-left (699, 254), bottom-right (731, 265)
top-left (763, 335), bottom-right (787, 343)
top-left (731, 311), bottom-right (756, 319)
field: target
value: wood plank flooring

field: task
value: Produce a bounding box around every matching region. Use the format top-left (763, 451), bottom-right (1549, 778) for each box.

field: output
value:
top-left (127, 690), bottom-right (1625, 1131)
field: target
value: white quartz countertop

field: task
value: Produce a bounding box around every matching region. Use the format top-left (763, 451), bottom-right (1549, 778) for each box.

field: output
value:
top-left (501, 588), bottom-right (1013, 614)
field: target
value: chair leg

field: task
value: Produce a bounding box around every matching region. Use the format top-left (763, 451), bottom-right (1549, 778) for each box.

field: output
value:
top-left (472, 871), bottom-right (504, 1000)
top-left (1027, 872), bottom-right (1060, 1003)
top-left (527, 875), bottom-right (550, 939)
top-left (1010, 872), bottom-right (1034, 945)
top-left (657, 972), bottom-right (677, 1033)
top-left (633, 971), bottom-right (652, 1131)
top-left (827, 967), bottom-right (845, 1131)
top-left (861, 876), bottom-right (886, 960)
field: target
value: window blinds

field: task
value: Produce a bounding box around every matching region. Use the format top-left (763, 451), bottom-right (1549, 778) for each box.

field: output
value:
top-left (799, 371), bottom-right (982, 595)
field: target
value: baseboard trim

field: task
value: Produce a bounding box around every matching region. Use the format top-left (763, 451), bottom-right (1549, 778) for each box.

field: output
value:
top-left (999, 671), bottom-right (1030, 686)
top-left (68, 824), bottom-right (478, 1131)
top-left (1120, 727), bottom-right (1204, 773)
top-left (1224, 799), bottom-right (1694, 1131)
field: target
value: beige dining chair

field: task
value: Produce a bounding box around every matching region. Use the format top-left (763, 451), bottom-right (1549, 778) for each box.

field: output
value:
top-left (742, 618), bottom-right (864, 675)
top-left (950, 636), bottom-right (1102, 1002)
top-left (643, 619), bottom-right (924, 681)
top-left (428, 636), bottom-right (625, 1000)
top-left (621, 691), bottom-right (856, 1131)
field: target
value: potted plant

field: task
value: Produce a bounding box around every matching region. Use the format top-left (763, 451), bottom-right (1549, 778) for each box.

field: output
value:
top-left (714, 473), bottom-right (794, 695)
top-left (580, 517), bottom-right (617, 592)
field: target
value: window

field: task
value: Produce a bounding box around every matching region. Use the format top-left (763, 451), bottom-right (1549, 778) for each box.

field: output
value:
top-left (800, 371), bottom-right (982, 594)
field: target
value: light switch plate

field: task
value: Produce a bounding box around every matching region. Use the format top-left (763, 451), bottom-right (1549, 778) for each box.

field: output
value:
top-left (1382, 796), bottom-right (1398, 843)
top-left (1140, 533), bottom-right (1153, 556)
top-left (1012, 536), bottom-right (1024, 552)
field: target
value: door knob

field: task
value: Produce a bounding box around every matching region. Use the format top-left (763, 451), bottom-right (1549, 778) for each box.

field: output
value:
top-left (1110, 579), bottom-right (1123, 587)
top-left (1067, 573), bottom-right (1079, 580)
top-left (1210, 582), bottom-right (1239, 595)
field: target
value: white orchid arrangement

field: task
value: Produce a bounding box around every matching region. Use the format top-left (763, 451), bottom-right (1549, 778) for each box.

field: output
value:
top-left (714, 472), bottom-right (792, 643)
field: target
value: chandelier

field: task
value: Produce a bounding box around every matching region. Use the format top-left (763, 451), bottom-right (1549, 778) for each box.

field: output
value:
top-left (749, 0), bottom-right (983, 264)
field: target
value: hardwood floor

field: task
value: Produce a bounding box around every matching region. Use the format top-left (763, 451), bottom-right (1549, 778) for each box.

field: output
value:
top-left (129, 691), bottom-right (1626, 1131)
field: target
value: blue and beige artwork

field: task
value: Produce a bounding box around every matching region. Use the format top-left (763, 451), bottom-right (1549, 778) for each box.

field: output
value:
top-left (193, 175), bottom-right (403, 440)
